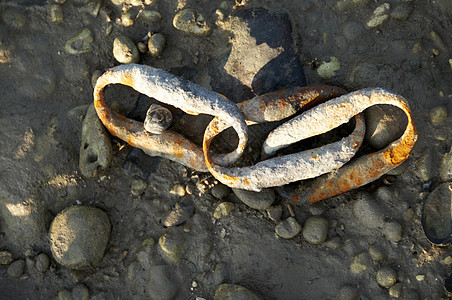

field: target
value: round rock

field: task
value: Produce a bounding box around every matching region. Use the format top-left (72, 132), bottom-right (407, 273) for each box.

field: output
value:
top-left (275, 217), bottom-right (301, 239)
top-left (173, 9), bottom-right (211, 35)
top-left (302, 216), bottom-right (329, 244)
top-left (232, 188), bottom-right (275, 210)
top-left (163, 201), bottom-right (194, 226)
top-left (49, 206), bottom-right (111, 270)
top-left (388, 283), bottom-right (403, 298)
top-left (429, 105), bottom-right (447, 124)
top-left (113, 35), bottom-right (140, 64)
top-left (376, 267), bottom-right (397, 288)
top-left (214, 284), bottom-right (260, 300)
top-left (214, 202), bottom-right (234, 219)
top-left (0, 251), bottom-right (13, 265)
top-left (7, 259), bottom-right (25, 278)
top-left (131, 178), bottom-right (147, 196)
top-left (35, 253), bottom-right (50, 273)
top-left (158, 231), bottom-right (185, 263)
top-left (352, 192), bottom-right (384, 229)
top-left (72, 284), bottom-right (90, 300)
top-left (147, 33), bottom-right (166, 58)
top-left (350, 252), bottom-right (372, 275)
top-left (338, 285), bottom-right (359, 300)
top-left (383, 221), bottom-right (402, 242)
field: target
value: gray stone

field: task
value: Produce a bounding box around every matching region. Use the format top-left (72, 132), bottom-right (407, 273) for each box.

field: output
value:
top-left (91, 70), bottom-right (102, 89)
top-left (352, 192), bottom-right (384, 229)
top-left (147, 33), bottom-right (166, 57)
top-left (350, 252), bottom-right (372, 274)
top-left (211, 183), bottom-right (231, 200)
top-left (390, 3), bottom-right (413, 20)
top-left (416, 149), bottom-right (436, 182)
top-left (79, 104), bottom-right (113, 178)
top-left (0, 251), bottom-right (13, 265)
top-left (113, 35), bottom-right (140, 64)
top-left (173, 9), bottom-right (211, 36)
top-left (302, 216), bottom-right (329, 245)
top-left (50, 5), bottom-right (63, 23)
top-left (162, 200), bottom-right (194, 226)
top-left (369, 244), bottom-right (385, 261)
top-left (383, 221), bottom-right (402, 242)
top-left (325, 236), bottom-right (341, 249)
top-left (35, 253), bottom-right (50, 273)
top-left (308, 203), bottom-right (325, 216)
top-left (338, 285), bottom-right (359, 300)
top-left (72, 284), bottom-right (89, 300)
top-left (65, 29), bottom-right (94, 55)
top-left (214, 284), bottom-right (260, 300)
top-left (158, 230), bottom-right (185, 263)
top-left (388, 283), bottom-right (403, 298)
top-left (364, 105), bottom-right (406, 150)
top-left (342, 22), bottom-right (365, 41)
top-left (266, 205), bottom-right (282, 222)
top-left (146, 265), bottom-right (177, 300)
top-left (376, 267), bottom-right (397, 288)
top-left (57, 290), bottom-right (72, 300)
top-left (275, 217), bottom-right (301, 239)
top-left (140, 9), bottom-right (162, 23)
top-left (232, 188), bottom-right (275, 210)
top-left (7, 259), bottom-right (25, 278)
top-left (366, 3), bottom-right (391, 28)
top-left (131, 178), bottom-right (147, 196)
top-left (214, 202), bottom-right (234, 219)
top-left (440, 148), bottom-right (452, 181)
top-left (428, 105), bottom-right (448, 124)
top-left (49, 206), bottom-right (111, 270)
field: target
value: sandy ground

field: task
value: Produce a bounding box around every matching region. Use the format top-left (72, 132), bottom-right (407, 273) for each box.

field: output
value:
top-left (1, 0), bottom-right (452, 299)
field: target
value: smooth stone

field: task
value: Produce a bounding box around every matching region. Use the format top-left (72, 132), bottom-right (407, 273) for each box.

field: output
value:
top-left (131, 178), bottom-right (147, 196)
top-left (275, 217), bottom-right (301, 239)
top-left (364, 105), bottom-right (406, 150)
top-left (302, 216), bottom-right (329, 245)
top-left (428, 105), bottom-right (447, 124)
top-left (317, 57), bottom-right (340, 79)
top-left (390, 3), bottom-right (413, 20)
top-left (35, 253), bottom-right (50, 273)
top-left (338, 285), bottom-right (359, 300)
top-left (388, 283), bottom-right (403, 298)
top-left (335, 0), bottom-right (370, 12)
top-left (50, 4), bottom-right (64, 23)
top-left (173, 9), bottom-right (211, 35)
top-left (79, 104), bottom-right (113, 178)
top-left (384, 221), bottom-right (402, 242)
top-left (113, 35), bottom-right (140, 64)
top-left (65, 29), bottom-right (94, 55)
top-left (162, 200), bottom-right (194, 226)
top-left (137, 41), bottom-right (148, 53)
top-left (308, 203), bottom-right (325, 216)
top-left (232, 188), bottom-right (274, 210)
top-left (422, 182), bottom-right (452, 244)
top-left (350, 252), bottom-right (372, 274)
top-left (214, 284), bottom-right (260, 300)
top-left (146, 265), bottom-right (177, 300)
top-left (91, 70), bottom-right (102, 89)
top-left (158, 231), bottom-right (185, 263)
top-left (140, 9), bottom-right (161, 23)
top-left (366, 3), bottom-right (391, 28)
top-left (368, 244), bottom-right (385, 261)
top-left (57, 290), bottom-right (72, 300)
top-left (430, 31), bottom-right (447, 52)
top-left (325, 236), bottom-right (341, 249)
top-left (0, 251), bottom-right (13, 265)
top-left (214, 202), bottom-right (234, 219)
top-left (352, 192), bottom-right (384, 229)
top-left (266, 205), bottom-right (282, 222)
top-left (415, 274), bottom-right (425, 281)
top-left (147, 33), bottom-right (166, 57)
top-left (2, 7), bottom-right (26, 28)
top-left (72, 284), bottom-right (89, 300)
top-left (143, 104), bottom-right (173, 134)
top-left (49, 206), bottom-right (111, 270)
top-left (443, 256), bottom-right (452, 265)
top-left (211, 183), bottom-right (231, 200)
top-left (416, 149), bottom-right (436, 182)
top-left (440, 149), bottom-right (452, 181)
top-left (7, 259), bottom-right (25, 278)
top-left (169, 184), bottom-right (186, 197)
top-left (121, 9), bottom-right (135, 27)
top-left (376, 267), bottom-right (397, 288)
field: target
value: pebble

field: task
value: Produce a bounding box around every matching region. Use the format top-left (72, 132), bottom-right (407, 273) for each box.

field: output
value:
top-left (162, 200), bottom-right (194, 226)
top-left (415, 274), bottom-right (425, 281)
top-left (443, 256), bottom-right (452, 265)
top-left (137, 41), bottom-right (148, 53)
top-left (390, 3), bottom-right (413, 20)
top-left (366, 3), bottom-right (391, 28)
top-left (350, 252), bottom-right (372, 274)
top-left (428, 105), bottom-right (447, 124)
top-left (376, 267), bottom-right (397, 288)
top-left (213, 202), bottom-right (234, 219)
top-left (113, 35), bottom-right (140, 64)
top-left (338, 285), bottom-right (359, 300)
top-left (211, 183), bottom-right (231, 200)
top-left (49, 206), bottom-right (111, 270)
top-left (275, 217), bottom-right (301, 239)
top-left (266, 205), bottom-right (283, 222)
top-left (232, 188), bottom-right (275, 210)
top-left (302, 216), bottom-right (329, 245)
top-left (121, 10), bottom-right (135, 27)
top-left (7, 259), bottom-right (25, 278)
top-left (146, 265), bottom-right (177, 299)
top-left (213, 284), bottom-right (260, 300)
top-left (173, 9), bottom-right (211, 36)
top-left (140, 9), bottom-right (162, 23)
top-left (131, 178), bottom-right (147, 196)
top-left (352, 192), bottom-right (384, 229)
top-left (364, 105), bottom-right (406, 150)
top-left (335, 0), bottom-right (370, 12)
top-left (416, 149), bottom-right (436, 182)
top-left (169, 184), bottom-right (186, 197)
top-left (144, 104), bottom-right (173, 134)
top-left (325, 236), bottom-right (341, 249)
top-left (35, 253), bottom-right (50, 273)
top-left (430, 31), bottom-right (447, 52)
top-left (79, 104), bottom-right (113, 177)
top-left (0, 251), bottom-right (13, 265)
top-left (1, 7), bottom-right (26, 28)
top-left (65, 28), bottom-right (94, 55)
top-left (57, 290), bottom-right (72, 300)
top-left (50, 5), bottom-right (63, 23)
top-left (383, 221), bottom-right (402, 242)
top-left (147, 33), bottom-right (166, 57)
top-left (72, 284), bottom-right (89, 300)
top-left (158, 231), bottom-right (185, 263)
top-left (317, 56), bottom-right (340, 79)
top-left (368, 244), bottom-right (385, 261)
top-left (308, 203), bottom-right (325, 216)
top-left (388, 283), bottom-right (403, 298)
top-left (440, 148), bottom-right (452, 181)
top-left (91, 70), bottom-right (102, 89)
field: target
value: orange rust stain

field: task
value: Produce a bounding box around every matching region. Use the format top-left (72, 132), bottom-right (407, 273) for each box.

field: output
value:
top-left (121, 73), bottom-right (134, 87)
top-left (243, 179), bottom-right (250, 185)
top-left (291, 194), bottom-right (299, 202)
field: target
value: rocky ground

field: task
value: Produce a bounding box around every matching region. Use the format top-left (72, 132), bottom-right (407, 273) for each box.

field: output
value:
top-left (1, 0), bottom-right (452, 299)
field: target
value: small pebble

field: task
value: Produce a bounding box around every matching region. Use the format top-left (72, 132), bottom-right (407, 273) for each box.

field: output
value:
top-left (376, 267), bottom-right (397, 288)
top-left (211, 183), bottom-right (231, 200)
top-left (50, 4), bottom-right (64, 23)
top-left (232, 188), bottom-right (275, 210)
top-left (302, 216), bottom-right (329, 245)
top-left (113, 35), bottom-right (140, 64)
top-left (416, 149), bottom-right (436, 182)
top-left (7, 259), bottom-right (25, 278)
top-left (415, 274), bottom-right (425, 281)
top-left (390, 3), bottom-right (413, 20)
top-left (91, 70), bottom-right (102, 89)
top-left (317, 56), bottom-right (340, 79)
top-left (72, 284), bottom-right (89, 300)
top-left (137, 41), bottom-right (148, 53)
top-left (57, 290), bottom-right (72, 300)
top-left (338, 285), bottom-right (359, 300)
top-left (131, 178), bottom-right (147, 196)
top-left (325, 236), bottom-right (341, 249)
top-left (143, 104), bottom-right (173, 134)
top-left (369, 244), bottom-right (385, 261)
top-left (443, 256), bottom-right (452, 265)
top-left (275, 217), bottom-right (301, 239)
top-left (121, 10), bottom-right (135, 27)
top-left (65, 28), bottom-right (94, 55)
top-left (162, 201), bottom-right (194, 226)
top-left (147, 33), bottom-right (166, 57)
top-left (0, 251), bottom-right (14, 265)
top-left (158, 231), bottom-right (185, 263)
top-left (440, 148), bottom-right (452, 181)
top-left (140, 9), bottom-right (161, 23)
top-left (388, 283), bottom-right (403, 298)
top-left (430, 31), bottom-right (447, 52)
top-left (35, 253), bottom-right (50, 273)
top-left (141, 237), bottom-right (156, 247)
top-left (170, 184), bottom-right (186, 197)
top-left (266, 205), bottom-right (283, 222)
top-left (383, 221), bottom-right (402, 242)
top-left (214, 284), bottom-right (259, 300)
top-left (213, 202), bottom-right (234, 219)
top-left (366, 3), bottom-right (391, 28)
top-left (428, 105), bottom-right (447, 124)
top-left (173, 8), bottom-right (211, 35)
top-left (350, 253), bottom-right (372, 274)
top-left (352, 192), bottom-right (384, 229)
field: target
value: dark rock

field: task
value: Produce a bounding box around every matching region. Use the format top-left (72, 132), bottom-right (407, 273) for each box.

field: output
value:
top-left (35, 253), bottom-right (50, 273)
top-left (275, 217), bottom-right (301, 239)
top-left (7, 259), bottom-right (25, 278)
top-left (146, 265), bottom-right (177, 300)
top-left (232, 188), bottom-right (275, 210)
